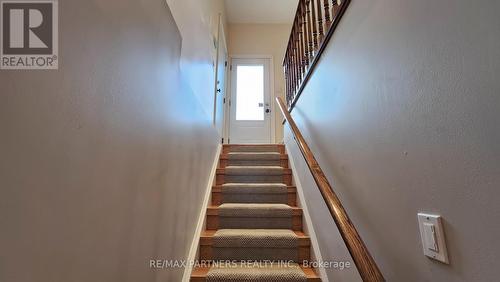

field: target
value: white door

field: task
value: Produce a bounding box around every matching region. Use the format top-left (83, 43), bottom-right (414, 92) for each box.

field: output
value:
top-left (229, 58), bottom-right (272, 144)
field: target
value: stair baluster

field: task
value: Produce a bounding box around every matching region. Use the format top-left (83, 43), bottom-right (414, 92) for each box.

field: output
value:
top-left (283, 0), bottom-right (350, 109)
top-left (323, 0), bottom-right (331, 29)
top-left (311, 0), bottom-right (319, 51)
top-left (316, 0), bottom-right (324, 43)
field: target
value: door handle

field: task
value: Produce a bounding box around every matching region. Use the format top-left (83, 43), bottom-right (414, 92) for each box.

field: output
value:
top-left (265, 109), bottom-right (271, 113)
top-left (217, 89), bottom-right (221, 93)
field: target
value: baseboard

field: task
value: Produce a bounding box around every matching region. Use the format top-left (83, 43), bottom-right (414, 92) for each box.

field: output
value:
top-left (182, 144), bottom-right (222, 282)
top-left (285, 142), bottom-right (329, 282)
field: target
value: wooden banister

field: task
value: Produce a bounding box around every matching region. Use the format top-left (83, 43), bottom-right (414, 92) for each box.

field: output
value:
top-left (283, 0), bottom-right (351, 110)
top-left (276, 97), bottom-right (385, 282)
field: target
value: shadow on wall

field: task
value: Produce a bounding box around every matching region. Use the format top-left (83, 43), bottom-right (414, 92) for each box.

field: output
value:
top-left (166, 0), bottom-right (227, 121)
top-left (0, 1), bottom-right (219, 282)
top-left (284, 0), bottom-right (500, 280)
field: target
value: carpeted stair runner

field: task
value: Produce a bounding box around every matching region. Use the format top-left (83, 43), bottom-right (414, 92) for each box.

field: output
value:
top-left (206, 263), bottom-right (307, 282)
top-left (218, 203), bottom-right (293, 229)
top-left (191, 144), bottom-right (320, 282)
top-left (220, 183), bottom-right (288, 204)
top-left (225, 166), bottom-right (285, 175)
top-left (226, 152), bottom-right (282, 166)
top-left (223, 166), bottom-right (287, 184)
top-left (212, 229), bottom-right (299, 261)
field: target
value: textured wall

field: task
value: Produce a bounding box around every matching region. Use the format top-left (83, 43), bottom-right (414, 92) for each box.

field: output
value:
top-left (0, 1), bottom-right (219, 281)
top-left (166, 0), bottom-right (227, 124)
top-left (284, 0), bottom-right (500, 281)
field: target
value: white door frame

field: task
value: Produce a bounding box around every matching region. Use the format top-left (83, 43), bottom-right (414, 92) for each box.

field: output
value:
top-left (213, 14), bottom-right (228, 141)
top-left (224, 54), bottom-right (276, 144)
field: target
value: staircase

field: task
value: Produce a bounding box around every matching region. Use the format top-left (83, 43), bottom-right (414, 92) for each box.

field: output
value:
top-left (191, 144), bottom-right (320, 282)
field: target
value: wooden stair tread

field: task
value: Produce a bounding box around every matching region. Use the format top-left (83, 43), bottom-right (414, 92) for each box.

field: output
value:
top-left (190, 266), bottom-right (320, 282)
top-left (207, 205), bottom-right (302, 215)
top-left (200, 230), bottom-right (310, 247)
top-left (201, 230), bottom-right (309, 238)
top-left (222, 144), bottom-right (285, 154)
top-left (223, 144), bottom-right (285, 149)
top-left (216, 167), bottom-right (292, 174)
top-left (212, 185), bottom-right (296, 192)
top-left (220, 153), bottom-right (288, 158)
top-left (211, 185), bottom-right (297, 206)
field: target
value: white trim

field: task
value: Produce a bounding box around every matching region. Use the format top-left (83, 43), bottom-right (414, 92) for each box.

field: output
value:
top-left (213, 14), bottom-right (228, 140)
top-left (222, 56), bottom-right (233, 144)
top-left (218, 18), bottom-right (229, 143)
top-left (226, 54), bottom-right (276, 143)
top-left (269, 57), bottom-right (276, 143)
top-left (285, 142), bottom-right (329, 282)
top-left (212, 14), bottom-right (222, 127)
top-left (182, 144), bottom-right (222, 282)
top-left (223, 64), bottom-right (231, 143)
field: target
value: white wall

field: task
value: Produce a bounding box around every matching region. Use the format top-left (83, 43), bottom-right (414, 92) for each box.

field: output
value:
top-left (285, 0), bottom-right (500, 281)
top-left (166, 0), bottom-right (227, 125)
top-left (228, 23), bottom-right (291, 143)
top-left (285, 129), bottom-right (362, 282)
top-left (0, 1), bottom-right (219, 281)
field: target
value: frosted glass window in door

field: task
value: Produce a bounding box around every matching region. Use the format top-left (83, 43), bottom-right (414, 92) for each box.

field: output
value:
top-left (236, 65), bottom-right (264, 121)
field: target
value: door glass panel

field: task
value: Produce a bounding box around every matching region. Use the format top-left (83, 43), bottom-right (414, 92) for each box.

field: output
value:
top-left (236, 65), bottom-right (264, 121)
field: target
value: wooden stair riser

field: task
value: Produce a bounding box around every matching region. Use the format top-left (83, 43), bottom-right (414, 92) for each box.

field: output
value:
top-left (199, 245), bottom-right (311, 263)
top-left (222, 144), bottom-right (285, 154)
top-left (206, 211), bottom-right (302, 231)
top-left (190, 267), bottom-right (321, 282)
top-left (206, 207), bottom-right (303, 231)
top-left (219, 155), bottom-right (289, 168)
top-left (199, 231), bottom-right (311, 263)
top-left (206, 215), bottom-right (303, 231)
top-left (216, 169), bottom-right (292, 186)
top-left (212, 186), bottom-right (297, 206)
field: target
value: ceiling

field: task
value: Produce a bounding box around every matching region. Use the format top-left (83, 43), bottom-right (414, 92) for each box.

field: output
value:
top-left (224, 0), bottom-right (299, 24)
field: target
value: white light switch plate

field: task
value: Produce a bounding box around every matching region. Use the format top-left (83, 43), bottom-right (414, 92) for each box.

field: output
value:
top-left (417, 213), bottom-right (449, 264)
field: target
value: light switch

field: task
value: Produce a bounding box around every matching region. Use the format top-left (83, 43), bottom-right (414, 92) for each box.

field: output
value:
top-left (423, 222), bottom-right (438, 252)
top-left (417, 213), bottom-right (449, 264)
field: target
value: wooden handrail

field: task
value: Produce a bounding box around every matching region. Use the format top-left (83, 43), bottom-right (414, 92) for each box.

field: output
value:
top-left (276, 97), bottom-right (385, 282)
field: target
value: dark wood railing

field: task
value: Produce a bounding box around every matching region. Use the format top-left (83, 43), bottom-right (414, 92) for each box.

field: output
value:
top-left (283, 0), bottom-right (350, 110)
top-left (276, 97), bottom-right (385, 281)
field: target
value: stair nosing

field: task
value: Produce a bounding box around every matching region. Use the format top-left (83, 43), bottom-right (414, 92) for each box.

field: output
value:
top-left (190, 265), bottom-right (320, 281)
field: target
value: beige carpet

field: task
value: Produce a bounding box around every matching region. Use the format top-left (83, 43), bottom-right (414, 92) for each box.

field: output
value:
top-left (221, 183), bottom-right (288, 204)
top-left (204, 145), bottom-right (313, 281)
top-left (207, 263), bottom-right (307, 282)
